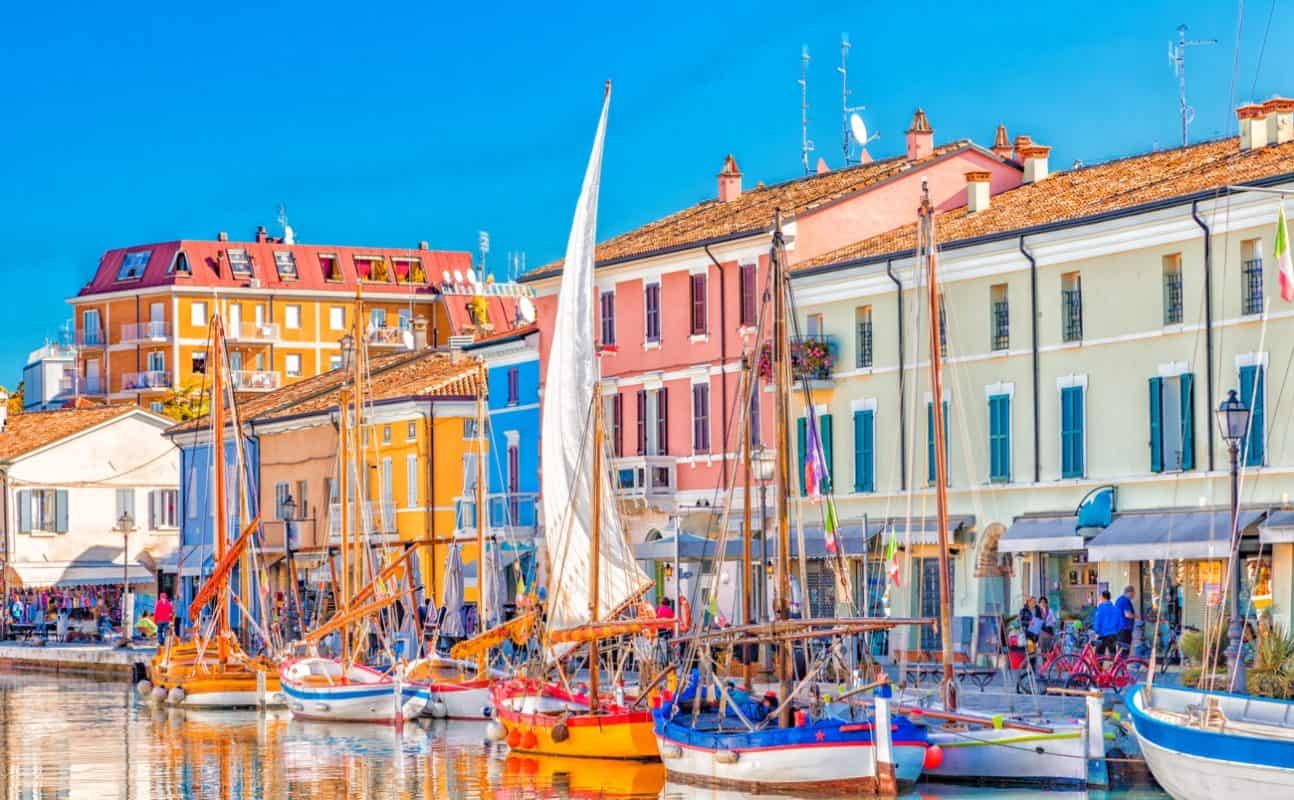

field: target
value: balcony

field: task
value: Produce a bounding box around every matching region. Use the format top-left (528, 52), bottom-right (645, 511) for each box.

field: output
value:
top-left (230, 370), bottom-right (282, 392)
top-left (454, 493), bottom-right (539, 532)
top-left (614, 456), bottom-right (678, 514)
top-left (328, 501), bottom-right (397, 536)
top-left (757, 335), bottom-right (838, 385)
top-left (226, 321), bottom-right (280, 343)
top-left (121, 321), bottom-right (171, 343)
top-left (121, 371), bottom-right (171, 391)
top-left (76, 329), bottom-right (105, 348)
top-left (58, 374), bottom-right (104, 395)
top-left (366, 326), bottom-right (410, 349)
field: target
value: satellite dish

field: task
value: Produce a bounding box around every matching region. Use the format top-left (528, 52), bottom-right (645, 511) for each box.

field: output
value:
top-left (467, 269), bottom-right (479, 286)
top-left (441, 270), bottom-right (452, 284)
top-left (453, 270), bottom-right (464, 284)
top-left (849, 113), bottom-right (868, 146)
top-left (518, 296), bottom-right (536, 324)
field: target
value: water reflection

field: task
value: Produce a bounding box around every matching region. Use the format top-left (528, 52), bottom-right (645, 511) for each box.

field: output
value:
top-left (0, 674), bottom-right (1163, 800)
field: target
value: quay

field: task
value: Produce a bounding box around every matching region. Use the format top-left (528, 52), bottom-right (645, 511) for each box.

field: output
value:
top-left (0, 642), bottom-right (154, 678)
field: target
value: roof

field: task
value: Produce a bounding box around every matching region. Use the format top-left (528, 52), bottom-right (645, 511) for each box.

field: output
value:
top-left (523, 141), bottom-right (983, 280)
top-left (77, 239), bottom-right (472, 298)
top-left (798, 136), bottom-right (1294, 273)
top-left (0, 406), bottom-right (155, 461)
top-left (168, 349), bottom-right (482, 436)
top-left (462, 322), bottom-right (539, 350)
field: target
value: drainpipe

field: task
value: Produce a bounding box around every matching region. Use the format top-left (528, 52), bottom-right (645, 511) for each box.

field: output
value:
top-left (1019, 237), bottom-right (1041, 483)
top-left (704, 244), bottom-right (730, 487)
top-left (1192, 200), bottom-right (1215, 472)
top-left (885, 259), bottom-right (907, 491)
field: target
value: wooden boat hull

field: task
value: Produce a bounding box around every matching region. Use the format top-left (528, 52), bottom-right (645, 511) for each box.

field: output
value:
top-left (492, 680), bottom-right (659, 761)
top-left (1128, 684), bottom-right (1294, 800)
top-left (280, 657), bottom-right (408, 724)
top-left (503, 754), bottom-right (666, 798)
top-left (149, 641), bottom-right (284, 708)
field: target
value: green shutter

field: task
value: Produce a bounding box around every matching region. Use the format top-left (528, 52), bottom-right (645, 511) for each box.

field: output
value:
top-left (820, 414), bottom-right (834, 492)
top-left (855, 410), bottom-right (875, 493)
top-left (1180, 373), bottom-right (1195, 471)
top-left (797, 417), bottom-right (807, 493)
top-left (927, 402), bottom-right (935, 484)
top-left (1240, 365), bottom-right (1265, 467)
top-left (1149, 377), bottom-right (1163, 473)
top-left (989, 395), bottom-right (1010, 482)
top-left (1061, 386), bottom-right (1084, 478)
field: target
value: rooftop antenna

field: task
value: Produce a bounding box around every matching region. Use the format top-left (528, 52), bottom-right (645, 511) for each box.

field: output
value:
top-left (837, 33), bottom-right (864, 166)
top-left (1169, 24), bottom-right (1216, 147)
top-left (799, 44), bottom-right (814, 176)
top-left (277, 203), bottom-right (295, 245)
top-left (478, 230), bottom-right (490, 272)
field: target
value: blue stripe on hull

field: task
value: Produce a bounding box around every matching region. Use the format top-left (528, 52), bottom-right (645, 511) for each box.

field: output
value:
top-left (1128, 685), bottom-right (1294, 772)
top-left (283, 685), bottom-right (406, 702)
top-left (653, 704), bottom-right (928, 751)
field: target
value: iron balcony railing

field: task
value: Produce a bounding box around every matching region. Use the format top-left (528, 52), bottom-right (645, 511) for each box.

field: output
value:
top-left (59, 374), bottom-right (104, 394)
top-left (1062, 289), bottom-right (1083, 342)
top-left (454, 493), bottom-right (540, 530)
top-left (1163, 271), bottom-right (1184, 325)
top-left (789, 334), bottom-right (837, 381)
top-left (991, 300), bottom-right (1009, 351)
top-left (122, 371), bottom-right (171, 391)
top-left (121, 321), bottom-right (171, 343)
top-left (1242, 258), bottom-right (1264, 315)
top-left (856, 321), bottom-right (873, 369)
top-left (230, 370), bottom-right (282, 392)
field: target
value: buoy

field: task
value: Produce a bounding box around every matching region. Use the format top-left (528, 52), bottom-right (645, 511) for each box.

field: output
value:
top-left (481, 705), bottom-right (492, 718)
top-left (660, 744), bottom-right (682, 760)
top-left (486, 720), bottom-right (506, 742)
top-left (507, 730), bottom-right (523, 748)
top-left (151, 686), bottom-right (167, 703)
top-left (166, 687), bottom-right (185, 706)
top-left (714, 750), bottom-right (740, 764)
top-left (923, 744), bottom-right (944, 770)
top-left (519, 731), bottom-right (538, 750)
top-left (991, 713), bottom-right (1004, 730)
top-left (430, 700), bottom-right (448, 719)
top-left (550, 722), bottom-right (569, 743)
top-left (136, 680), bottom-right (153, 696)
top-left (519, 757), bottom-right (538, 775)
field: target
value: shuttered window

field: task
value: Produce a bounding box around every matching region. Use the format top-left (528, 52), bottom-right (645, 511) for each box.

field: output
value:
top-left (1060, 386), bottom-right (1084, 478)
top-left (1149, 374), bottom-right (1195, 473)
top-left (691, 383), bottom-right (710, 453)
top-left (854, 410), bottom-right (875, 493)
top-left (635, 390), bottom-right (647, 455)
top-left (407, 455), bottom-right (419, 508)
top-left (739, 263), bottom-right (757, 326)
top-left (149, 489), bottom-right (178, 528)
top-left (17, 489), bottom-right (68, 534)
top-left (610, 393), bottom-right (624, 457)
top-left (927, 401), bottom-right (949, 485)
top-left (644, 284), bottom-right (661, 342)
top-left (655, 388), bottom-right (669, 455)
top-left (988, 394), bottom-right (1011, 483)
top-left (1240, 364), bottom-right (1265, 467)
top-left (689, 274), bottom-right (707, 335)
top-left (796, 415), bottom-right (834, 493)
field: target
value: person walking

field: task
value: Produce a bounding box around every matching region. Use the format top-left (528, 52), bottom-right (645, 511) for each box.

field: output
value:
top-left (154, 593), bottom-right (173, 643)
top-left (1093, 590), bottom-right (1121, 656)
top-left (1115, 585), bottom-right (1137, 653)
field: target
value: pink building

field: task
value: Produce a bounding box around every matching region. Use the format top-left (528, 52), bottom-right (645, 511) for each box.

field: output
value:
top-left (522, 111), bottom-right (1026, 547)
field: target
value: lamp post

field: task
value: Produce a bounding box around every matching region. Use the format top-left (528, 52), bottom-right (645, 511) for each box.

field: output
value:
top-left (281, 494), bottom-right (301, 640)
top-left (1215, 388), bottom-right (1250, 691)
top-left (114, 510), bottom-right (135, 647)
top-left (339, 333), bottom-right (356, 371)
top-left (753, 445), bottom-right (775, 623)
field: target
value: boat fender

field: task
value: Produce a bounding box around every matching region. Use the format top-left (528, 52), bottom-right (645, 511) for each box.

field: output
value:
top-left (923, 744), bottom-right (943, 770)
top-left (507, 730), bottom-right (523, 748)
top-left (269, 692), bottom-right (286, 706)
top-left (314, 703), bottom-right (331, 713)
top-left (166, 687), bottom-right (185, 706)
top-left (290, 702), bottom-right (305, 713)
top-left (659, 745), bottom-right (682, 760)
top-left (550, 721), bottom-right (570, 743)
top-left (136, 680), bottom-right (153, 696)
top-left (151, 686), bottom-right (168, 703)
top-left (430, 700), bottom-right (448, 719)
top-left (482, 705), bottom-right (492, 718)
top-left (714, 750), bottom-right (739, 765)
top-left (520, 731), bottom-right (538, 750)
top-left (402, 699), bottom-right (423, 720)
top-left (486, 721), bottom-right (507, 742)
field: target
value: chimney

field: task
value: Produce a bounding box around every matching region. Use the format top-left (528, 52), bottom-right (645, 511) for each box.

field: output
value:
top-left (1262, 97), bottom-right (1294, 145)
top-left (1019, 144), bottom-right (1051, 183)
top-left (965, 171), bottom-right (992, 213)
top-left (412, 316), bottom-right (429, 350)
top-left (717, 155), bottom-right (742, 202)
top-left (1238, 103), bottom-right (1267, 150)
top-left (217, 231), bottom-right (229, 242)
top-left (255, 225), bottom-right (269, 243)
top-left (991, 124), bottom-right (1013, 160)
top-left (906, 109), bottom-right (934, 161)
top-left (417, 240), bottom-right (430, 250)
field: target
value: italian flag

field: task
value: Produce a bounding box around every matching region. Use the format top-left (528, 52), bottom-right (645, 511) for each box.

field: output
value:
top-left (884, 530), bottom-right (901, 587)
top-left (1278, 205), bottom-right (1294, 302)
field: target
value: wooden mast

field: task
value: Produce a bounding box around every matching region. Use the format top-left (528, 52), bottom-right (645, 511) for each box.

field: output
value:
top-left (475, 362), bottom-right (489, 633)
top-left (338, 385), bottom-right (351, 667)
top-left (772, 210), bottom-right (794, 728)
top-left (212, 315), bottom-right (230, 663)
top-left (742, 356), bottom-right (754, 688)
top-left (921, 181), bottom-right (958, 712)
top-left (588, 384), bottom-right (603, 713)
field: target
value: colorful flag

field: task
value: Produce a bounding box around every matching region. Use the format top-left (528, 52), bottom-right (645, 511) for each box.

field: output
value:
top-left (823, 496), bottom-right (839, 554)
top-left (803, 414), bottom-right (823, 499)
top-left (1278, 205), bottom-right (1293, 302)
top-left (884, 530), bottom-right (901, 587)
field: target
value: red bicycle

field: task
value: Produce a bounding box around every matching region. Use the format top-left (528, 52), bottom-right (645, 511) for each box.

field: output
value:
top-left (1015, 636), bottom-right (1078, 694)
top-left (1064, 635), bottom-right (1149, 694)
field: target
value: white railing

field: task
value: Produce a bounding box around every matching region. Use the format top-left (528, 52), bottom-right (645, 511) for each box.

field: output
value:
top-left (226, 321), bottom-right (280, 342)
top-left (59, 374), bottom-right (105, 394)
top-left (121, 321), bottom-right (171, 342)
top-left (76, 328), bottom-right (105, 347)
top-left (366, 326), bottom-right (410, 348)
top-left (121, 371), bottom-right (171, 391)
top-left (230, 370), bottom-right (282, 392)
top-left (613, 456), bottom-right (677, 499)
top-left (328, 501), bottom-right (397, 535)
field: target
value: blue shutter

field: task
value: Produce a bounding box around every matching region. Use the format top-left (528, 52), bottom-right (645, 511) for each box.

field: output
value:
top-left (55, 490), bottom-right (68, 533)
top-left (1061, 386), bottom-right (1084, 478)
top-left (1180, 373), bottom-right (1195, 471)
top-left (1149, 377), bottom-right (1163, 473)
top-left (854, 410), bottom-right (875, 493)
top-left (988, 395), bottom-right (1010, 482)
top-left (797, 417), bottom-right (807, 493)
top-left (1240, 365), bottom-right (1265, 467)
top-left (927, 402), bottom-right (935, 484)
top-left (16, 490), bottom-right (30, 533)
top-left (820, 414), bottom-right (834, 492)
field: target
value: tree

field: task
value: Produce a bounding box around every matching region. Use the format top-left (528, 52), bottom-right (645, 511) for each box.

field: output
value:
top-left (160, 375), bottom-right (210, 422)
top-left (0, 382), bottom-right (23, 415)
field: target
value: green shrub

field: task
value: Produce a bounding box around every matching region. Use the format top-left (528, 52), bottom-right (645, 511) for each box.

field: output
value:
top-left (1247, 625), bottom-right (1294, 699)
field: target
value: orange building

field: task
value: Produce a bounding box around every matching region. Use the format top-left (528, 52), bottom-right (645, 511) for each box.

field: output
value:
top-left (67, 226), bottom-right (472, 412)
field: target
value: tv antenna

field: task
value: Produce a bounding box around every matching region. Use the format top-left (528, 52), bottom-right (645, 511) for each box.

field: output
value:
top-left (277, 203), bottom-right (295, 244)
top-left (799, 44), bottom-right (814, 175)
top-left (837, 33), bottom-right (877, 166)
top-left (478, 230), bottom-right (490, 272)
top-left (1169, 24), bottom-right (1215, 147)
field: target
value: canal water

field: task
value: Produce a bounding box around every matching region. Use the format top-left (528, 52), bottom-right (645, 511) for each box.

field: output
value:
top-left (0, 673), bottom-right (1170, 799)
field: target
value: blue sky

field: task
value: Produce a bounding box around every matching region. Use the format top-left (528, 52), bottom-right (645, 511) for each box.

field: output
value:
top-left (1, 0), bottom-right (1287, 383)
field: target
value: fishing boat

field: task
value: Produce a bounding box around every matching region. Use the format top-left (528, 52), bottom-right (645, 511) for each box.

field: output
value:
top-left (1127, 683), bottom-right (1294, 799)
top-left (148, 315), bottom-right (284, 709)
top-left (489, 83), bottom-right (669, 761)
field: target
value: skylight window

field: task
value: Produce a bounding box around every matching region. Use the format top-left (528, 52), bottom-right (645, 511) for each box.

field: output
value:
top-left (227, 248), bottom-right (252, 276)
top-left (356, 256), bottom-right (390, 282)
top-left (170, 251), bottom-right (190, 274)
top-left (116, 250), bottom-right (152, 281)
top-left (274, 251), bottom-right (299, 280)
top-left (392, 258), bottom-right (426, 283)
top-left (320, 254), bottom-right (342, 281)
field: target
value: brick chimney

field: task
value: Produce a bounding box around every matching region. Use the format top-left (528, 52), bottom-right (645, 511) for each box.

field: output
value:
top-left (1238, 103), bottom-right (1267, 150)
top-left (255, 225), bottom-right (269, 243)
top-left (1262, 97), bottom-right (1294, 146)
top-left (965, 171), bottom-right (992, 213)
top-left (992, 124), bottom-right (1012, 160)
top-left (217, 231), bottom-right (229, 242)
top-left (1019, 144), bottom-right (1051, 183)
top-left (717, 155), bottom-right (743, 202)
top-left (906, 109), bottom-right (934, 161)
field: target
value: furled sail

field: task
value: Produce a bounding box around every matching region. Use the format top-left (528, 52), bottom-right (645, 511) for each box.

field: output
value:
top-left (541, 85), bottom-right (651, 634)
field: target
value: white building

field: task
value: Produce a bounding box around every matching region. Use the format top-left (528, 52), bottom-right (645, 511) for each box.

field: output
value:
top-left (0, 404), bottom-right (180, 622)
top-left (20, 342), bottom-right (77, 411)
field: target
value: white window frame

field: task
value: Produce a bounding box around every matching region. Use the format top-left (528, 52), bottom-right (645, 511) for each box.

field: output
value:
top-left (406, 454), bottom-right (419, 508)
top-left (191, 301), bottom-right (207, 328)
top-left (329, 306), bottom-right (345, 331)
top-left (284, 304), bottom-right (302, 330)
top-left (285, 353), bottom-right (302, 377)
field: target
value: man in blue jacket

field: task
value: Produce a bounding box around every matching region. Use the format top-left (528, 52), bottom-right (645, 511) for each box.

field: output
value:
top-left (1093, 590), bottom-right (1121, 656)
top-left (1114, 585), bottom-right (1138, 652)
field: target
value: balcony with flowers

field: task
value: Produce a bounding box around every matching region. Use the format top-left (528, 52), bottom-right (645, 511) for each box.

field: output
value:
top-left (757, 334), bottom-right (838, 386)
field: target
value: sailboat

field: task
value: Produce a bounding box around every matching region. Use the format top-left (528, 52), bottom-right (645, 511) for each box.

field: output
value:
top-left (489, 83), bottom-right (671, 761)
top-left (148, 315), bottom-right (284, 709)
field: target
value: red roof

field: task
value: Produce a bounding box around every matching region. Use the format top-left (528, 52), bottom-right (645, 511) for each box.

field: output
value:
top-left (77, 239), bottom-right (472, 297)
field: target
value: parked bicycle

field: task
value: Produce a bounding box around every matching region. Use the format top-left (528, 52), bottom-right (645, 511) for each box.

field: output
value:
top-left (1015, 627), bottom-right (1080, 694)
top-left (1064, 631), bottom-right (1149, 694)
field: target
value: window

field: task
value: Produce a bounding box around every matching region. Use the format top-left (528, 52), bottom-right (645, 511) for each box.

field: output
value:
top-left (806, 314), bottom-right (823, 336)
top-left (464, 418), bottom-right (479, 439)
top-left (191, 301), bottom-right (207, 328)
top-left (1163, 254), bottom-right (1183, 325)
top-left (285, 353), bottom-right (302, 377)
top-left (1240, 363), bottom-right (1266, 467)
top-left (990, 284), bottom-right (1009, 351)
top-left (172, 251), bottom-right (190, 274)
top-left (1061, 273), bottom-right (1083, 342)
top-left (506, 368), bottom-right (519, 405)
top-left (187, 469), bottom-right (198, 518)
top-left (329, 355), bottom-right (342, 370)
top-left (599, 290), bottom-right (616, 346)
top-left (382, 425), bottom-right (391, 444)
top-left (635, 390), bottom-right (647, 455)
top-left (150, 402), bottom-right (164, 414)
top-left (507, 443), bottom-right (521, 520)
top-left (116, 488), bottom-right (136, 525)
top-left (1149, 374), bottom-right (1195, 473)
top-left (938, 295), bottom-right (948, 357)
top-left (393, 257), bottom-right (423, 283)
top-left (739, 263), bottom-right (757, 326)
top-left (320, 254), bottom-right (342, 281)
top-left (227, 248), bottom-right (252, 276)
top-left (988, 394), bottom-right (1011, 482)
top-left (1242, 238), bottom-right (1264, 315)
top-left (926, 401), bottom-right (949, 485)
top-left (748, 381), bottom-right (761, 447)
top-left (655, 388), bottom-right (669, 455)
top-left (796, 415), bottom-right (833, 493)
top-left (853, 409), bottom-right (875, 493)
top-left (274, 482), bottom-right (291, 519)
top-left (356, 256), bottom-right (389, 282)
top-left (148, 489), bottom-right (178, 529)
top-left (645, 283), bottom-right (661, 343)
top-left (285, 305), bottom-right (302, 329)
top-left (692, 383), bottom-right (710, 453)
top-left (371, 309), bottom-right (387, 329)
top-left (610, 393), bottom-right (624, 457)
top-left (16, 489), bottom-right (68, 534)
top-left (189, 353), bottom-right (207, 376)
top-left (274, 251), bottom-right (298, 280)
top-left (381, 458), bottom-right (393, 508)
top-left (329, 306), bottom-right (345, 331)
top-left (407, 422), bottom-right (417, 440)
top-left (1060, 385), bottom-right (1084, 478)
top-left (855, 306), bottom-right (873, 369)
top-left (147, 351), bottom-right (165, 373)
top-left (407, 455), bottom-right (419, 507)
top-left (116, 250), bottom-right (151, 281)
top-left (689, 273), bottom-right (707, 335)
top-left (82, 309), bottom-right (102, 345)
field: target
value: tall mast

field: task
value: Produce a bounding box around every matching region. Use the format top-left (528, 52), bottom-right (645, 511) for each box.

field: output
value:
top-left (338, 386), bottom-right (351, 667)
top-left (742, 358), bottom-right (754, 688)
top-left (212, 316), bottom-right (230, 663)
top-left (475, 362), bottom-right (489, 630)
top-left (921, 181), bottom-right (957, 712)
top-left (588, 386), bottom-right (603, 712)
top-left (772, 211), bottom-right (794, 728)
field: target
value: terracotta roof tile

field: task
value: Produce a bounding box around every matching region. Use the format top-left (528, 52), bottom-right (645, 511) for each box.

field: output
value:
top-left (797, 137), bottom-right (1294, 273)
top-left (0, 406), bottom-right (140, 461)
top-left (524, 142), bottom-right (977, 279)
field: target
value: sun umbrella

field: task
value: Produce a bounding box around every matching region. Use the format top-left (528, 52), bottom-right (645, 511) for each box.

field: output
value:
top-left (439, 543), bottom-right (466, 638)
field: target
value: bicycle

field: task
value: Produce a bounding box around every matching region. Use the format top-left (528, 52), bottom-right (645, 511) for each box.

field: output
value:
top-left (1015, 635), bottom-right (1078, 694)
top-left (1064, 633), bottom-right (1149, 694)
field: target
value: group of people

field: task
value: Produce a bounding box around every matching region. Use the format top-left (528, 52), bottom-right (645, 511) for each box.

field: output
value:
top-left (1018, 595), bottom-right (1059, 651)
top-left (4, 587), bottom-right (175, 645)
top-left (1093, 586), bottom-right (1138, 655)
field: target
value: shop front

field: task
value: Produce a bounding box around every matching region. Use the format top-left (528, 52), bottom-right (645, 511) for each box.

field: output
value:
top-left (998, 515), bottom-right (1097, 623)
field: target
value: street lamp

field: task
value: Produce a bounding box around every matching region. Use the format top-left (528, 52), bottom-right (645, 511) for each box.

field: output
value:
top-left (339, 333), bottom-right (356, 371)
top-left (281, 494), bottom-right (302, 640)
top-left (753, 446), bottom-right (775, 622)
top-left (114, 511), bottom-right (135, 648)
top-left (1215, 388), bottom-right (1251, 691)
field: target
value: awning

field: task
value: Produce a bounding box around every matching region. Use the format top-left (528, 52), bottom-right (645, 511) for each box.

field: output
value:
top-left (1259, 510), bottom-right (1294, 544)
top-left (881, 515), bottom-right (975, 546)
top-left (7, 561), bottom-right (153, 588)
top-left (156, 545), bottom-right (215, 577)
top-left (1086, 510), bottom-right (1264, 562)
top-left (999, 515), bottom-right (1083, 553)
top-left (634, 532), bottom-right (748, 561)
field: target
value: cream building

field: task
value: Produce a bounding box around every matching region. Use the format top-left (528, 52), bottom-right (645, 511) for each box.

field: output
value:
top-left (789, 99), bottom-right (1294, 653)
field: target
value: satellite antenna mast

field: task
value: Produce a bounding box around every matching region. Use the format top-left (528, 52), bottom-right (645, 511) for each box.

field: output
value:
top-left (1169, 24), bottom-right (1216, 147)
top-left (478, 230), bottom-right (490, 273)
top-left (799, 44), bottom-right (814, 175)
top-left (277, 203), bottom-right (295, 244)
top-left (839, 33), bottom-right (852, 165)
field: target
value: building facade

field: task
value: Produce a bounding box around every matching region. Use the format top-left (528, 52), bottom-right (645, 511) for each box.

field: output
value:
top-left (20, 342), bottom-right (77, 411)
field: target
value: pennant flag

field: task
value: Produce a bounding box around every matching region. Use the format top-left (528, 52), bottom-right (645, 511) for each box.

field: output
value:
top-left (1278, 205), bottom-right (1293, 302)
top-left (884, 530), bottom-right (901, 587)
top-left (823, 496), bottom-right (839, 554)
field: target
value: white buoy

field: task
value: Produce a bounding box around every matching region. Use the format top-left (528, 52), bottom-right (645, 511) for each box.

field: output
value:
top-left (486, 720), bottom-right (506, 742)
top-left (136, 680), bottom-right (153, 696)
top-left (167, 687), bottom-right (185, 706)
top-left (151, 686), bottom-right (168, 703)
top-left (430, 700), bottom-right (448, 719)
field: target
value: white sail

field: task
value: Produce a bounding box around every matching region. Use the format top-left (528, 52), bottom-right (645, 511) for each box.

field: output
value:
top-left (541, 86), bottom-right (651, 634)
